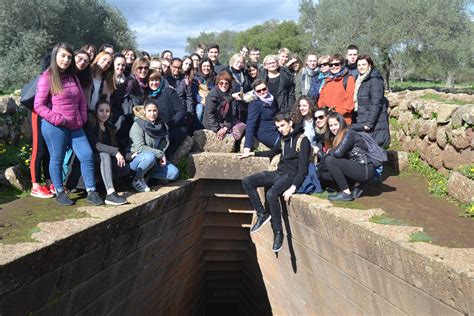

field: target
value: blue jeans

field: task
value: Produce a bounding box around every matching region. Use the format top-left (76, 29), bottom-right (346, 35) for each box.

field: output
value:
top-left (129, 152), bottom-right (179, 180)
top-left (196, 103), bottom-right (204, 123)
top-left (42, 120), bottom-right (95, 192)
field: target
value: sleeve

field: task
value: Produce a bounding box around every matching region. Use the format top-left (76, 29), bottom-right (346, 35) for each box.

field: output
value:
top-left (203, 94), bottom-right (220, 132)
top-left (255, 140), bottom-right (282, 158)
top-left (293, 137), bottom-right (310, 188)
top-left (84, 123), bottom-right (119, 155)
top-left (288, 77), bottom-right (296, 107)
top-left (343, 75), bottom-right (355, 114)
top-left (76, 76), bottom-right (88, 124)
top-left (330, 130), bottom-right (356, 158)
top-left (366, 77), bottom-right (384, 129)
top-left (168, 89), bottom-right (186, 127)
top-left (185, 82), bottom-right (194, 113)
top-left (33, 73), bottom-right (66, 127)
top-left (244, 101), bottom-right (260, 149)
top-left (129, 123), bottom-right (164, 159)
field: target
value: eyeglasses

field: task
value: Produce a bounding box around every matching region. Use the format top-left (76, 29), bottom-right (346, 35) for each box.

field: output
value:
top-left (266, 61), bottom-right (277, 65)
top-left (315, 115), bottom-right (326, 120)
top-left (329, 62), bottom-right (341, 68)
top-left (137, 66), bottom-right (149, 71)
top-left (319, 62), bottom-right (329, 67)
top-left (218, 81), bottom-right (229, 86)
top-left (255, 87), bottom-right (267, 94)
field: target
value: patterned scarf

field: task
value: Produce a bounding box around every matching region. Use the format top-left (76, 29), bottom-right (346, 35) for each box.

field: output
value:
top-left (353, 67), bottom-right (372, 112)
top-left (301, 67), bottom-right (318, 94)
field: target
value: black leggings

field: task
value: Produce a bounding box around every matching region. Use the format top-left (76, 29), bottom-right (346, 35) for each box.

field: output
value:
top-left (323, 155), bottom-right (374, 191)
top-left (29, 112), bottom-right (50, 183)
top-left (242, 170), bottom-right (293, 232)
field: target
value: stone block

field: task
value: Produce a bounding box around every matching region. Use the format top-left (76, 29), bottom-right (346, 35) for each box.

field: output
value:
top-left (387, 150), bottom-right (409, 173)
top-left (192, 129), bottom-right (235, 153)
top-left (452, 105), bottom-right (474, 128)
top-left (428, 119), bottom-right (438, 141)
top-left (442, 145), bottom-right (473, 170)
top-left (424, 143), bottom-right (444, 170)
top-left (416, 119), bottom-right (431, 138)
top-left (168, 135), bottom-right (193, 164)
top-left (239, 136), bottom-right (271, 152)
top-left (2, 165), bottom-right (29, 191)
top-left (437, 104), bottom-right (462, 123)
top-left (389, 105), bottom-right (399, 118)
top-left (446, 126), bottom-right (472, 150)
top-left (436, 125), bottom-right (448, 149)
top-left (0, 97), bottom-right (18, 114)
top-left (447, 171), bottom-right (474, 204)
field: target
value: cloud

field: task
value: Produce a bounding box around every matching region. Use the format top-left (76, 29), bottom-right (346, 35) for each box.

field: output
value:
top-left (107, 0), bottom-right (299, 57)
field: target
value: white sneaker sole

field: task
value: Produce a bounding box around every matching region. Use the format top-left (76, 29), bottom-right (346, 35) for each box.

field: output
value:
top-left (31, 193), bottom-right (54, 199)
top-left (105, 199), bottom-right (127, 206)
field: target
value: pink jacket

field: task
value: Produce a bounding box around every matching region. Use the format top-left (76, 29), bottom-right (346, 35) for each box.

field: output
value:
top-left (34, 71), bottom-right (88, 130)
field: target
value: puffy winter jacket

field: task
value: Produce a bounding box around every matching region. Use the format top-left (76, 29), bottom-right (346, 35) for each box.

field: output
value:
top-left (34, 71), bottom-right (87, 130)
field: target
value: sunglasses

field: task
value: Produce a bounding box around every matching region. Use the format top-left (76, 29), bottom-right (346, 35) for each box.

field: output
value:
top-left (255, 87), bottom-right (267, 94)
top-left (329, 63), bottom-right (341, 68)
top-left (315, 115), bottom-right (326, 120)
top-left (319, 62), bottom-right (329, 67)
top-left (218, 81), bottom-right (229, 86)
top-left (137, 66), bottom-right (149, 71)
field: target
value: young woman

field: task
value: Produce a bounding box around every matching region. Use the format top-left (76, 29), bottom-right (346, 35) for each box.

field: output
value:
top-left (308, 55), bottom-right (331, 100)
top-left (193, 57), bottom-right (216, 123)
top-left (291, 95), bottom-right (318, 148)
top-left (190, 53), bottom-right (201, 74)
top-left (246, 61), bottom-right (260, 85)
top-left (321, 112), bottom-right (375, 201)
top-left (90, 51), bottom-right (114, 113)
top-left (34, 43), bottom-right (102, 206)
top-left (85, 100), bottom-right (128, 205)
top-left (243, 79), bottom-right (279, 153)
top-left (121, 48), bottom-right (136, 77)
top-left (259, 55), bottom-right (295, 113)
top-left (112, 53), bottom-right (127, 89)
top-left (80, 44), bottom-right (96, 61)
top-left (287, 54), bottom-right (304, 98)
top-left (128, 98), bottom-right (179, 192)
top-left (225, 53), bottom-right (251, 123)
top-left (313, 106), bottom-right (329, 150)
top-left (203, 71), bottom-right (246, 142)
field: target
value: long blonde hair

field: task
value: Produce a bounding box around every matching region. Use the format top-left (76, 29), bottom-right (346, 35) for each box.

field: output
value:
top-left (91, 51), bottom-right (115, 92)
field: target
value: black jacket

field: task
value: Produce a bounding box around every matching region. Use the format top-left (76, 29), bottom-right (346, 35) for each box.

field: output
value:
top-left (203, 87), bottom-right (234, 132)
top-left (329, 129), bottom-right (369, 164)
top-left (147, 82), bottom-right (186, 128)
top-left (352, 69), bottom-right (390, 147)
top-left (166, 74), bottom-right (194, 113)
top-left (258, 67), bottom-right (295, 113)
top-left (257, 126), bottom-right (310, 188)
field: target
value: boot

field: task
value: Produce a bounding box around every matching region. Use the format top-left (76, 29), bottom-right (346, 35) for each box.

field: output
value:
top-left (272, 230), bottom-right (284, 252)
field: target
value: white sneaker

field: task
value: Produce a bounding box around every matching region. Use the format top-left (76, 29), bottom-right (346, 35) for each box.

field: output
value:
top-left (132, 178), bottom-right (150, 192)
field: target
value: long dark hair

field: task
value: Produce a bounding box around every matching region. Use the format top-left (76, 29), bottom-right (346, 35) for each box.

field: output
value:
top-left (75, 49), bottom-right (92, 88)
top-left (94, 99), bottom-right (117, 147)
top-left (49, 43), bottom-right (76, 94)
top-left (199, 57), bottom-right (215, 83)
top-left (325, 111), bottom-right (348, 148)
top-left (291, 95), bottom-right (316, 123)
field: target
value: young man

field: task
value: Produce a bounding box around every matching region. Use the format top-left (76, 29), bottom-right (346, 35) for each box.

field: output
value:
top-left (277, 47), bottom-right (290, 67)
top-left (345, 44), bottom-right (359, 77)
top-left (301, 53), bottom-right (319, 96)
top-left (207, 44), bottom-right (226, 73)
top-left (166, 58), bottom-right (193, 115)
top-left (240, 112), bottom-right (310, 252)
top-left (195, 44), bottom-right (206, 58)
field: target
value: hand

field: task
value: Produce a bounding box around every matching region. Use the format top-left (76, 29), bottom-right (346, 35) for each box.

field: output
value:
top-left (282, 185), bottom-right (296, 202)
top-left (160, 156), bottom-right (167, 167)
top-left (232, 93), bottom-right (242, 101)
top-left (217, 127), bottom-right (228, 140)
top-left (115, 152), bottom-right (126, 167)
top-left (364, 125), bottom-right (370, 131)
top-left (237, 151), bottom-right (254, 159)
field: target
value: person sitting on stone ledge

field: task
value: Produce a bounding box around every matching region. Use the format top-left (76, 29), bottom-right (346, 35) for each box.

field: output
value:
top-left (203, 71), bottom-right (246, 144)
top-left (239, 112), bottom-right (310, 252)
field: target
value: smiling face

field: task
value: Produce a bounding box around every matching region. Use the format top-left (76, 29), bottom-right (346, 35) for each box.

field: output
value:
top-left (232, 56), bottom-right (245, 71)
top-left (208, 48), bottom-right (219, 62)
top-left (306, 54), bottom-right (318, 70)
top-left (265, 57), bottom-right (278, 72)
top-left (96, 102), bottom-right (111, 124)
top-left (135, 63), bottom-right (149, 79)
top-left (149, 77), bottom-right (160, 91)
top-left (97, 54), bottom-right (113, 72)
top-left (299, 99), bottom-right (310, 117)
top-left (314, 110), bottom-right (327, 129)
top-left (249, 50), bottom-right (260, 63)
top-left (218, 80), bottom-right (230, 93)
top-left (357, 59), bottom-right (370, 75)
top-left (171, 60), bottom-right (182, 76)
top-left (114, 56), bottom-right (126, 75)
top-left (201, 61), bottom-right (211, 75)
top-left (191, 56), bottom-right (200, 68)
top-left (145, 103), bottom-right (159, 123)
top-left (319, 58), bottom-right (330, 74)
top-left (75, 53), bottom-right (90, 71)
top-left (124, 50), bottom-right (135, 64)
top-left (275, 119), bottom-right (293, 136)
top-left (162, 51), bottom-right (172, 62)
top-left (328, 117), bottom-right (340, 136)
top-left (329, 59), bottom-right (342, 74)
top-left (56, 48), bottom-right (73, 71)
top-left (182, 58), bottom-right (192, 72)
top-left (278, 52), bottom-right (289, 66)
top-left (254, 83), bottom-right (268, 97)
top-left (249, 66), bottom-right (258, 78)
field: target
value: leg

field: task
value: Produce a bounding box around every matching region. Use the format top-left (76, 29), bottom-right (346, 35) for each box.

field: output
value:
top-left (242, 171), bottom-right (276, 212)
top-left (129, 152), bottom-right (156, 179)
top-left (196, 103), bottom-right (204, 123)
top-left (148, 161), bottom-right (179, 181)
top-left (71, 128), bottom-right (96, 191)
top-left (231, 121), bottom-right (246, 140)
top-left (265, 172), bottom-right (293, 232)
top-left (41, 120), bottom-right (69, 192)
top-left (98, 152), bottom-right (115, 192)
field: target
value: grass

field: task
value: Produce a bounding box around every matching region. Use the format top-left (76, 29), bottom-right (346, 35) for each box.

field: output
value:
top-left (409, 231), bottom-right (433, 243)
top-left (420, 93), bottom-right (472, 106)
top-left (370, 214), bottom-right (407, 226)
top-left (176, 157), bottom-right (190, 180)
top-left (457, 164), bottom-right (474, 180)
top-left (311, 191), bottom-right (366, 209)
top-left (390, 80), bottom-right (474, 92)
top-left (405, 152), bottom-right (448, 197)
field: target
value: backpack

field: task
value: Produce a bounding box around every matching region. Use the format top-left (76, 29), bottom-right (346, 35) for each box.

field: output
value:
top-left (282, 134), bottom-right (322, 194)
top-left (20, 75), bottom-right (40, 110)
top-left (358, 132), bottom-right (388, 168)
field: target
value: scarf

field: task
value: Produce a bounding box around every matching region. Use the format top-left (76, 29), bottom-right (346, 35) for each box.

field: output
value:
top-left (256, 91), bottom-right (274, 105)
top-left (134, 74), bottom-right (148, 89)
top-left (301, 67), bottom-right (318, 94)
top-left (135, 117), bottom-right (168, 148)
top-left (353, 67), bottom-right (372, 112)
top-left (230, 67), bottom-right (244, 90)
top-left (149, 79), bottom-right (165, 98)
top-left (317, 71), bottom-right (331, 92)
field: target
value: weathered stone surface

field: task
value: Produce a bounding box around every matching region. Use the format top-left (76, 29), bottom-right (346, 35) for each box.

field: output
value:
top-left (452, 105), bottom-right (474, 128)
top-left (442, 144), bottom-right (474, 170)
top-left (409, 100), bottom-right (439, 119)
top-left (188, 153), bottom-right (269, 180)
top-left (2, 165), bottom-right (29, 190)
top-left (239, 136), bottom-right (271, 153)
top-left (0, 97), bottom-right (18, 114)
top-left (416, 119), bottom-right (431, 138)
top-left (169, 135), bottom-right (193, 164)
top-left (436, 126), bottom-right (448, 149)
top-left (398, 111), bottom-right (414, 135)
top-left (437, 104), bottom-right (461, 123)
top-left (387, 150), bottom-right (409, 172)
top-left (424, 143), bottom-right (444, 170)
top-left (427, 119), bottom-right (438, 141)
top-left (389, 105), bottom-right (399, 117)
top-left (446, 126), bottom-right (472, 150)
top-left (418, 136), bottom-right (431, 161)
top-left (447, 171), bottom-right (474, 204)
top-left (192, 129), bottom-right (235, 153)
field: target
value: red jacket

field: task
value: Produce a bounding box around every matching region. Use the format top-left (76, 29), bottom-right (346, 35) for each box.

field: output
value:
top-left (34, 71), bottom-right (87, 130)
top-left (318, 71), bottom-right (355, 124)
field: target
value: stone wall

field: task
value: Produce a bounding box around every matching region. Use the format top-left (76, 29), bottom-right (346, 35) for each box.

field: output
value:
top-left (0, 95), bottom-right (29, 145)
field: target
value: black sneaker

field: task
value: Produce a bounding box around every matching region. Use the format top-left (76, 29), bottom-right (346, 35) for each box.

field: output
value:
top-left (87, 191), bottom-right (104, 206)
top-left (272, 230), bottom-right (284, 252)
top-left (105, 192), bottom-right (127, 206)
top-left (250, 213), bottom-right (272, 233)
top-left (328, 191), bottom-right (354, 201)
top-left (56, 191), bottom-right (74, 206)
top-left (352, 186), bottom-right (364, 199)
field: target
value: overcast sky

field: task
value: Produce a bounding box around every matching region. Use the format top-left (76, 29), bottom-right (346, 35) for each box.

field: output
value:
top-left (106, 0), bottom-right (300, 57)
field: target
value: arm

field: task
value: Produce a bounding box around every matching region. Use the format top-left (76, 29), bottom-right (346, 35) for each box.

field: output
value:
top-left (330, 130), bottom-right (356, 158)
top-left (243, 101), bottom-right (260, 149)
top-left (33, 73), bottom-right (65, 127)
top-left (203, 94), bottom-right (220, 132)
top-left (343, 75), bottom-right (355, 114)
top-left (129, 123), bottom-right (164, 159)
top-left (255, 140), bottom-right (281, 158)
top-left (366, 77), bottom-right (384, 129)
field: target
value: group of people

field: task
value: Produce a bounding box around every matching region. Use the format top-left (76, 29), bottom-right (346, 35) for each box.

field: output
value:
top-left (26, 41), bottom-right (390, 252)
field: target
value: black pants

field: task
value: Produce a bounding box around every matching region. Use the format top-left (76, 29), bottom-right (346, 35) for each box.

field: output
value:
top-left (323, 155), bottom-right (374, 191)
top-left (242, 170), bottom-right (293, 232)
top-left (29, 112), bottom-right (50, 183)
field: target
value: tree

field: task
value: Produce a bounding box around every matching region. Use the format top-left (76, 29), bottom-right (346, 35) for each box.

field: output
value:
top-left (185, 30), bottom-right (238, 66)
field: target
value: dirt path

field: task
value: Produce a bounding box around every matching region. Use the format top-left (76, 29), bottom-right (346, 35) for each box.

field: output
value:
top-left (357, 172), bottom-right (474, 248)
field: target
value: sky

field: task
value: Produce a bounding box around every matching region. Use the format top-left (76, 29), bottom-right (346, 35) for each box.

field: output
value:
top-left (106, 0), bottom-right (300, 57)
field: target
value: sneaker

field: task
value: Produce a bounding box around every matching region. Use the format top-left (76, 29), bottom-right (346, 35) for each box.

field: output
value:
top-left (48, 183), bottom-right (56, 195)
top-left (56, 191), bottom-right (74, 206)
top-left (352, 186), bottom-right (364, 199)
top-left (272, 231), bottom-right (284, 252)
top-left (132, 178), bottom-right (150, 192)
top-left (105, 192), bottom-right (128, 206)
top-left (250, 213), bottom-right (271, 233)
top-left (87, 191), bottom-right (104, 206)
top-left (31, 185), bottom-right (54, 199)
top-left (328, 192), bottom-right (354, 202)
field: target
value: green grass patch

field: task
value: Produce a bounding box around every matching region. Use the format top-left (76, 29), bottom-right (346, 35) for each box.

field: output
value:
top-left (405, 152), bottom-right (448, 197)
top-left (457, 164), bottom-right (474, 180)
top-left (390, 80), bottom-right (474, 91)
top-left (370, 214), bottom-right (406, 226)
top-left (176, 157), bottom-right (190, 180)
top-left (420, 93), bottom-right (472, 106)
top-left (409, 231), bottom-right (433, 243)
top-left (459, 203), bottom-right (474, 218)
top-left (389, 117), bottom-right (400, 131)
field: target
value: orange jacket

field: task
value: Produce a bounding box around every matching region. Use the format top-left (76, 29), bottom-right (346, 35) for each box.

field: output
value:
top-left (318, 72), bottom-right (355, 124)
